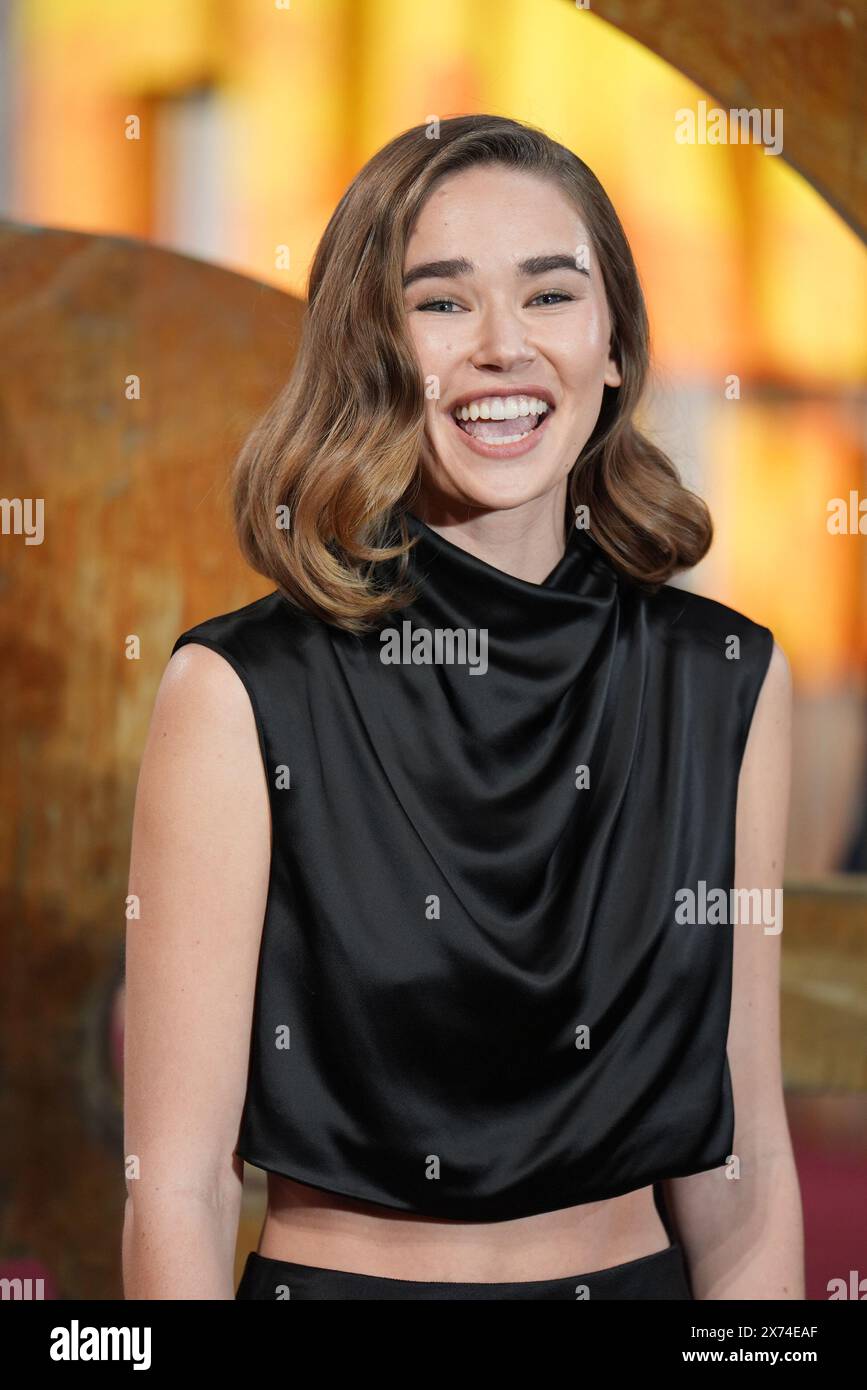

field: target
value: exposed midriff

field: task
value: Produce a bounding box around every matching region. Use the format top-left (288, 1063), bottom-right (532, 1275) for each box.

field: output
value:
top-left (255, 1173), bottom-right (670, 1282)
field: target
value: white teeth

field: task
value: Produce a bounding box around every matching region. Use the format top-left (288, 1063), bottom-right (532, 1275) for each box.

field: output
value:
top-left (484, 432), bottom-right (532, 445)
top-left (453, 395), bottom-right (550, 422)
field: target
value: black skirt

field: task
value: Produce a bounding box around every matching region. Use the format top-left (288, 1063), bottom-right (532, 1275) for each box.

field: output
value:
top-left (235, 1241), bottom-right (693, 1301)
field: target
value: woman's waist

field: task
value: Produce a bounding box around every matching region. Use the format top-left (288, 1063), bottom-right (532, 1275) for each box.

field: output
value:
top-left (256, 1174), bottom-right (670, 1282)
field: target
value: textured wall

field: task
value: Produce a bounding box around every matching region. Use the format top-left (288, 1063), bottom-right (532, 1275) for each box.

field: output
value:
top-left (593, 0), bottom-right (866, 239)
top-left (0, 222), bottom-right (303, 1297)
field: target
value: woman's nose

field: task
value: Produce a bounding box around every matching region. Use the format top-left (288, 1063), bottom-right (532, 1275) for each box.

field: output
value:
top-left (470, 306), bottom-right (536, 373)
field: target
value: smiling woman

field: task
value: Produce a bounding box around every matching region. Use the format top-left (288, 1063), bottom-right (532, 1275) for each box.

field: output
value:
top-left (229, 115), bottom-right (712, 627)
top-left (401, 163), bottom-right (625, 494)
top-left (124, 114), bottom-right (801, 1303)
top-left (449, 391), bottom-right (552, 453)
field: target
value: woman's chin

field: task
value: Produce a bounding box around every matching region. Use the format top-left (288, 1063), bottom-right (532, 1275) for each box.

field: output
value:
top-left (423, 462), bottom-right (568, 514)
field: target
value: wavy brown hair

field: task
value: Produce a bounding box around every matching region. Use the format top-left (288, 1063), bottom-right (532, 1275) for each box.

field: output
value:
top-left (233, 114), bottom-right (712, 633)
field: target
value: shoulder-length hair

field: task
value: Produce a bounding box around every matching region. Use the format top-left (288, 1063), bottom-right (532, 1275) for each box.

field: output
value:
top-left (233, 113), bottom-right (712, 633)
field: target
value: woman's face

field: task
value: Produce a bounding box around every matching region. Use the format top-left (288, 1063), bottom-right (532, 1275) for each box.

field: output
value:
top-left (403, 164), bottom-right (622, 515)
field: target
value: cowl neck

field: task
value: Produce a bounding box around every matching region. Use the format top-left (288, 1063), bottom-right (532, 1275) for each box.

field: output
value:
top-left (392, 508), bottom-right (622, 683)
top-left (329, 507), bottom-right (629, 928)
top-left (403, 508), bottom-right (592, 595)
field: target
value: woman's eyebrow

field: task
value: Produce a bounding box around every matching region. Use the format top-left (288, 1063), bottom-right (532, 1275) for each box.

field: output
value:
top-left (402, 252), bottom-right (590, 290)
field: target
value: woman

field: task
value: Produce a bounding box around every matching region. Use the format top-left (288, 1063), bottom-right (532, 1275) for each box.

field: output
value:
top-left (122, 115), bottom-right (803, 1300)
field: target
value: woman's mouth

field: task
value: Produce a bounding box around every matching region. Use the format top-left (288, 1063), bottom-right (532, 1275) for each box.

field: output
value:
top-left (448, 394), bottom-right (554, 459)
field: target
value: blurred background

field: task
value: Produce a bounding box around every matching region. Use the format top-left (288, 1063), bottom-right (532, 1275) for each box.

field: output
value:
top-left (0, 0), bottom-right (865, 1300)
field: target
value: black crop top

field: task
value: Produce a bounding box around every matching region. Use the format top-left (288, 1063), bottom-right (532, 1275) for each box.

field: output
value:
top-left (170, 509), bottom-right (774, 1222)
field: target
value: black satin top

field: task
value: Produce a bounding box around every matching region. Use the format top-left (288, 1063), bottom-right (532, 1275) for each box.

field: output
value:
top-left (171, 510), bottom-right (774, 1221)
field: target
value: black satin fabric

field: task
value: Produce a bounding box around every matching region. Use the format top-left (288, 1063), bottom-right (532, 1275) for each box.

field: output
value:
top-left (171, 509), bottom-right (774, 1222)
top-left (234, 1241), bottom-right (694, 1300)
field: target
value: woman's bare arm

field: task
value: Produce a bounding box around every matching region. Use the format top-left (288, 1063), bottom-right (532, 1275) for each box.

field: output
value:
top-left (660, 639), bottom-right (804, 1299)
top-left (122, 643), bottom-right (271, 1299)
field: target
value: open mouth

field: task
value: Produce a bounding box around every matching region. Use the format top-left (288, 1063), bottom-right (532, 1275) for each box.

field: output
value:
top-left (451, 395), bottom-right (552, 446)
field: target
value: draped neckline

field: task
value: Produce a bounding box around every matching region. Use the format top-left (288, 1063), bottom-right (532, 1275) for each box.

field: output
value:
top-left (329, 505), bottom-right (629, 931)
top-left (386, 507), bottom-right (623, 676)
top-left (402, 508), bottom-right (591, 594)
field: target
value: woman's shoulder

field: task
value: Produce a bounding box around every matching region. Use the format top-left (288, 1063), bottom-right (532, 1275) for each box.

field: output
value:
top-left (640, 577), bottom-right (774, 657)
top-left (166, 589), bottom-right (320, 731)
top-left (172, 588), bottom-right (305, 653)
top-left (636, 579), bottom-right (786, 740)
top-left (171, 587), bottom-right (327, 673)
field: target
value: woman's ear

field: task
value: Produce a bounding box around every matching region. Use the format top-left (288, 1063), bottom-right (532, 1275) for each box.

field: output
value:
top-left (605, 351), bottom-right (622, 389)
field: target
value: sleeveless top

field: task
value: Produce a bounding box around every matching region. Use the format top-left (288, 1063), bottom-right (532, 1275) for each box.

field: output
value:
top-left (171, 509), bottom-right (774, 1222)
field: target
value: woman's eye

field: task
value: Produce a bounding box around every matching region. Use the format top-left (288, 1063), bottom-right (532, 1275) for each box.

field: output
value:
top-left (416, 298), bottom-right (461, 313)
top-left (415, 292), bottom-right (575, 313)
top-left (531, 291), bottom-right (574, 306)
